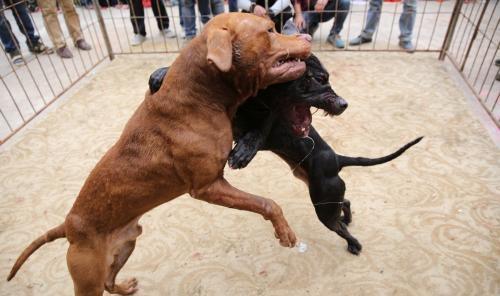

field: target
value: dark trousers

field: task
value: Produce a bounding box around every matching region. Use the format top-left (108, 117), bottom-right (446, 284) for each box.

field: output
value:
top-left (129, 0), bottom-right (170, 36)
top-left (0, 0), bottom-right (39, 53)
top-left (241, 7), bottom-right (292, 33)
top-left (271, 7), bottom-right (293, 33)
top-left (302, 0), bottom-right (350, 36)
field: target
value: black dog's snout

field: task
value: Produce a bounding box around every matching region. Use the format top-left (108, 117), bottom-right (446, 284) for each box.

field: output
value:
top-left (339, 100), bottom-right (348, 109)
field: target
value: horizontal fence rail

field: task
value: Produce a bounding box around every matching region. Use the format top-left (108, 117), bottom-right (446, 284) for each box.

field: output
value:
top-left (0, 0), bottom-right (497, 144)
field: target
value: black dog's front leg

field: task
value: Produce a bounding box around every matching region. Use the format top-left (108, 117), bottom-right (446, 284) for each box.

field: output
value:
top-left (228, 130), bottom-right (265, 169)
top-left (229, 102), bottom-right (277, 169)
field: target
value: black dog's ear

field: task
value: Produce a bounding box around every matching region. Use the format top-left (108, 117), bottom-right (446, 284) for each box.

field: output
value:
top-left (149, 67), bottom-right (169, 94)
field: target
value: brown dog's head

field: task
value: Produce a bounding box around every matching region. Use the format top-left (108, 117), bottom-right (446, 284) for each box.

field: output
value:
top-left (201, 13), bottom-right (312, 97)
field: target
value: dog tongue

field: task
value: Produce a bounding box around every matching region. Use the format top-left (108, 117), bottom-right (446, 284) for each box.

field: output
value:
top-left (291, 105), bottom-right (312, 137)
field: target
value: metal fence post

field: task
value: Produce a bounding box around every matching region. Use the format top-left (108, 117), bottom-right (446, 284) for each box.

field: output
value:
top-left (439, 0), bottom-right (465, 61)
top-left (460, 0), bottom-right (490, 71)
top-left (93, 0), bottom-right (115, 60)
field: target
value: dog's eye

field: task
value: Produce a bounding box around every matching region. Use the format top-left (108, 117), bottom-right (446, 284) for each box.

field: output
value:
top-left (317, 75), bottom-right (328, 84)
top-left (268, 28), bottom-right (274, 33)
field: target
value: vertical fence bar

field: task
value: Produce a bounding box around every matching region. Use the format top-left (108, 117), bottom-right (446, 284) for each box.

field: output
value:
top-left (92, 0), bottom-right (114, 60)
top-left (460, 0), bottom-right (490, 71)
top-left (439, 0), bottom-right (464, 60)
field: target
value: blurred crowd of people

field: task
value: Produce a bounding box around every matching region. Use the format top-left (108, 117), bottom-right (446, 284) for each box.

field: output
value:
top-left (1, 0), bottom-right (419, 65)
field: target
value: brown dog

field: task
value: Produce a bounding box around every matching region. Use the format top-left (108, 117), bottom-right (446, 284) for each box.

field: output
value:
top-left (7, 13), bottom-right (311, 295)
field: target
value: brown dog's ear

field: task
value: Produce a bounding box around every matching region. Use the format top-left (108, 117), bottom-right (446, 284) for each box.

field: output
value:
top-left (206, 28), bottom-right (232, 72)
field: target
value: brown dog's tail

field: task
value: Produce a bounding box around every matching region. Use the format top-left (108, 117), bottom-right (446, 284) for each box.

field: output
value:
top-left (7, 223), bottom-right (66, 281)
top-left (338, 137), bottom-right (423, 170)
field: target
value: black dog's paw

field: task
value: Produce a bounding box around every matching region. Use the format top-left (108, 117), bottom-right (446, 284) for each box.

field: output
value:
top-left (228, 131), bottom-right (263, 169)
top-left (347, 240), bottom-right (362, 255)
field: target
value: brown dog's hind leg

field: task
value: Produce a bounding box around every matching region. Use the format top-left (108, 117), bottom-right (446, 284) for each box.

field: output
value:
top-left (67, 243), bottom-right (106, 296)
top-left (193, 178), bottom-right (297, 247)
top-left (104, 240), bottom-right (138, 295)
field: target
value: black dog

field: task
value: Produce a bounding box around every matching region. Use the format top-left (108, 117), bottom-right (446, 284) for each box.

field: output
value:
top-left (149, 55), bottom-right (422, 255)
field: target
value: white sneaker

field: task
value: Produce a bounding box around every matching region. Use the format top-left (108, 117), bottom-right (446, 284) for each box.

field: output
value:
top-left (9, 50), bottom-right (23, 65)
top-left (162, 29), bottom-right (176, 38)
top-left (131, 34), bottom-right (146, 46)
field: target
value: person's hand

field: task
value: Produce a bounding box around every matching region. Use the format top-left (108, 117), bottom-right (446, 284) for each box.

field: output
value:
top-left (253, 5), bottom-right (267, 17)
top-left (294, 14), bottom-right (305, 30)
top-left (314, 0), bottom-right (328, 12)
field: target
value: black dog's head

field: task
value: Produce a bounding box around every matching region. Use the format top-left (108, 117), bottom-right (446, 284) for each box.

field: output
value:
top-left (148, 54), bottom-right (347, 138)
top-left (262, 54), bottom-right (348, 137)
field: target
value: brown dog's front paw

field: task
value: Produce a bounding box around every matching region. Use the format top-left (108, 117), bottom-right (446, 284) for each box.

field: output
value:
top-left (275, 225), bottom-right (297, 248)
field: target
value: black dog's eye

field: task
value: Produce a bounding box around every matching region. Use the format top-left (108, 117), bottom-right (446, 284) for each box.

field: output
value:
top-left (317, 75), bottom-right (329, 84)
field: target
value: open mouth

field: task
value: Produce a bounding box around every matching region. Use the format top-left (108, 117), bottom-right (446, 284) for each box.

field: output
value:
top-left (272, 57), bottom-right (303, 68)
top-left (288, 104), bottom-right (312, 137)
top-left (268, 56), bottom-right (306, 82)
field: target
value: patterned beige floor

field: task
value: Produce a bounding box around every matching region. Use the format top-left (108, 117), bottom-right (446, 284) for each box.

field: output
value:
top-left (0, 52), bottom-right (498, 296)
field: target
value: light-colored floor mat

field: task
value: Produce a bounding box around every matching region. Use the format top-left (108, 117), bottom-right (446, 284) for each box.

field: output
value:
top-left (1, 52), bottom-right (498, 296)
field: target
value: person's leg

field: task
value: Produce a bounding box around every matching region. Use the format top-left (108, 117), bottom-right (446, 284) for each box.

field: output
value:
top-left (197, 0), bottom-right (210, 25)
top-left (178, 0), bottom-right (183, 27)
top-left (271, 7), bottom-right (292, 33)
top-left (151, 0), bottom-right (169, 30)
top-left (9, 0), bottom-right (50, 53)
top-left (210, 0), bottom-right (224, 16)
top-left (320, 0), bottom-right (348, 48)
top-left (301, 11), bottom-right (320, 36)
top-left (60, 0), bottom-right (90, 50)
top-left (228, 0), bottom-right (237, 12)
top-left (181, 0), bottom-right (196, 37)
top-left (38, 0), bottom-right (66, 49)
top-left (8, 0), bottom-right (39, 45)
top-left (361, 0), bottom-right (382, 39)
top-left (330, 0), bottom-right (350, 36)
top-left (130, 0), bottom-right (146, 36)
top-left (349, 0), bottom-right (381, 45)
top-left (59, 0), bottom-right (83, 42)
top-left (398, 0), bottom-right (417, 51)
top-left (0, 7), bottom-right (22, 62)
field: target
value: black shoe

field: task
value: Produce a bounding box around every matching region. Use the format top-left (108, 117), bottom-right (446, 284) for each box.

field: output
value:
top-left (28, 39), bottom-right (52, 54)
top-left (75, 39), bottom-right (92, 51)
top-left (349, 35), bottom-right (372, 46)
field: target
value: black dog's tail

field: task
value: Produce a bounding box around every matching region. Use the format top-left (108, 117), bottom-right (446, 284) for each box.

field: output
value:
top-left (338, 137), bottom-right (423, 170)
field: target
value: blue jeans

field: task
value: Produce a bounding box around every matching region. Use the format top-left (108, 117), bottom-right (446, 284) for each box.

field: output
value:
top-left (302, 0), bottom-right (350, 37)
top-left (360, 0), bottom-right (417, 42)
top-left (198, 0), bottom-right (224, 24)
top-left (0, 0), bottom-right (40, 53)
top-left (181, 0), bottom-right (197, 37)
top-left (228, 0), bottom-right (237, 12)
top-left (182, 0), bottom-right (224, 37)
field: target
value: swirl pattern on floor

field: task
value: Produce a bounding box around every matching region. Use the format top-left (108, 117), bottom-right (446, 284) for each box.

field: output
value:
top-left (0, 52), bottom-right (498, 295)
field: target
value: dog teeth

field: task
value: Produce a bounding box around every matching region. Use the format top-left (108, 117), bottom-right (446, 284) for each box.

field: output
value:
top-left (272, 57), bottom-right (301, 68)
